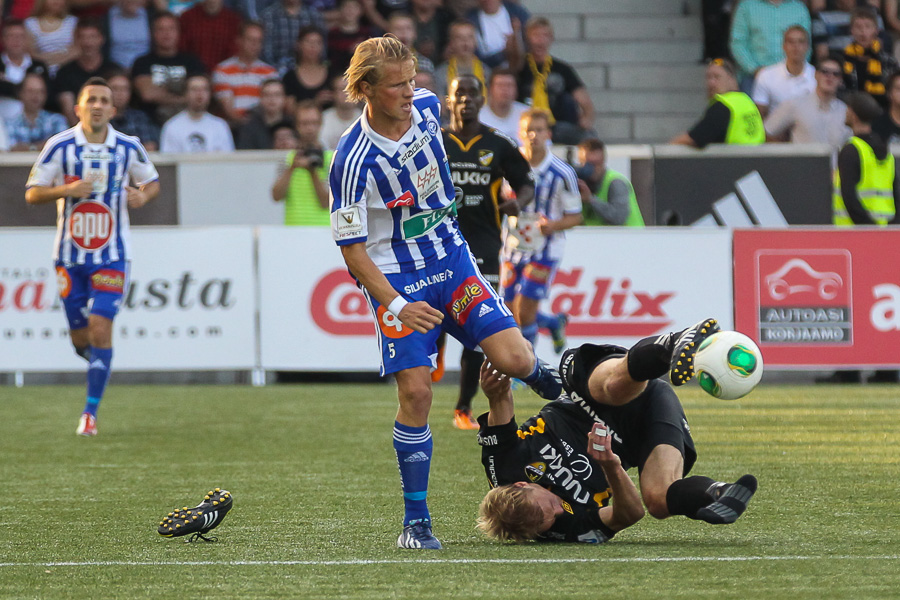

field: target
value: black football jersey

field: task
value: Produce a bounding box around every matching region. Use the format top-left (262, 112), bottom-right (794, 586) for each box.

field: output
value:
top-left (478, 399), bottom-right (616, 543)
top-left (443, 125), bottom-right (534, 269)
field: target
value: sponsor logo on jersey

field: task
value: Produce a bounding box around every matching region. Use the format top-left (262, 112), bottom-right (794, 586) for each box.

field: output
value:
top-left (56, 266), bottom-right (72, 298)
top-left (400, 202), bottom-right (456, 240)
top-left (539, 442), bottom-right (591, 504)
top-left (478, 150), bottom-right (494, 166)
top-left (403, 269), bottom-right (454, 295)
top-left (333, 206), bottom-right (363, 239)
top-left (386, 190), bottom-right (415, 208)
top-left (561, 500), bottom-right (573, 515)
top-left (477, 433), bottom-right (498, 446)
top-left (416, 164), bottom-right (441, 201)
top-left (398, 131), bottom-right (433, 167)
top-left (68, 201), bottom-right (114, 251)
top-left (90, 269), bottom-right (125, 293)
top-left (525, 461), bottom-right (547, 482)
top-left (448, 276), bottom-right (488, 325)
top-left (477, 303), bottom-right (493, 317)
top-left (451, 170), bottom-right (491, 186)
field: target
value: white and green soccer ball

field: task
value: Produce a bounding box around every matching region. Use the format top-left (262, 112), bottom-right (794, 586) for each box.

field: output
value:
top-left (694, 331), bottom-right (763, 400)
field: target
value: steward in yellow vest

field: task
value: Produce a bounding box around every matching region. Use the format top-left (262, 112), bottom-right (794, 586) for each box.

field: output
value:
top-left (833, 93), bottom-right (899, 226)
top-left (670, 58), bottom-right (765, 148)
top-left (576, 138), bottom-right (644, 226)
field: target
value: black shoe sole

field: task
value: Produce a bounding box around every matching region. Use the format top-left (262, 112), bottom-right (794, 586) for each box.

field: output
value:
top-left (670, 318), bottom-right (720, 386)
top-left (158, 489), bottom-right (232, 538)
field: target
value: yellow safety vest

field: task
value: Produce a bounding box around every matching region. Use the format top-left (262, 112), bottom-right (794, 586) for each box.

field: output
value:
top-left (832, 136), bottom-right (896, 226)
top-left (714, 92), bottom-right (765, 145)
top-left (583, 169), bottom-right (645, 227)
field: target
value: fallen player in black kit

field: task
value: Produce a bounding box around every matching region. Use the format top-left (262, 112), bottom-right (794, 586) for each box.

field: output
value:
top-left (476, 318), bottom-right (758, 542)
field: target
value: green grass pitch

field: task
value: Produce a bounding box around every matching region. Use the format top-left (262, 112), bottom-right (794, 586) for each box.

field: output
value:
top-left (1, 381), bottom-right (899, 599)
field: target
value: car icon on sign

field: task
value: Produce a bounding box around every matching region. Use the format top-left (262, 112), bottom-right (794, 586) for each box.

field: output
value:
top-left (765, 258), bottom-right (843, 300)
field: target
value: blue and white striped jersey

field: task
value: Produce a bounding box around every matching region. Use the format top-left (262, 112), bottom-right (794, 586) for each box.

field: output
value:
top-left (26, 124), bottom-right (159, 266)
top-left (516, 150), bottom-right (582, 262)
top-left (328, 89), bottom-right (463, 274)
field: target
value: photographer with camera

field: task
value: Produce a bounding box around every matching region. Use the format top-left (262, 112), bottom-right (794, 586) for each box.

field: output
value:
top-left (576, 138), bottom-right (644, 227)
top-left (271, 100), bottom-right (332, 225)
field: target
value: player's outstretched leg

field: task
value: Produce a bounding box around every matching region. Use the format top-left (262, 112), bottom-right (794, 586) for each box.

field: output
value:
top-left (695, 474), bottom-right (758, 524)
top-left (625, 318), bottom-right (720, 386)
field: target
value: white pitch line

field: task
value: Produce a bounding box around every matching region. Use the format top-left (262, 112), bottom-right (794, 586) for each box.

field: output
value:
top-left (1, 556), bottom-right (899, 567)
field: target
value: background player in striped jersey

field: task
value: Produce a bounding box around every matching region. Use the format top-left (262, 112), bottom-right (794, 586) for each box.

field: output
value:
top-left (502, 108), bottom-right (582, 355)
top-left (441, 73), bottom-right (535, 430)
top-left (329, 35), bottom-right (562, 550)
top-left (25, 77), bottom-right (160, 437)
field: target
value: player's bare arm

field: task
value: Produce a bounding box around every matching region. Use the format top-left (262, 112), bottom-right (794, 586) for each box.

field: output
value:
top-left (25, 179), bottom-right (95, 204)
top-left (126, 181), bottom-right (160, 208)
top-left (480, 360), bottom-right (515, 426)
top-left (538, 212), bottom-right (583, 235)
top-left (587, 422), bottom-right (645, 532)
top-left (340, 242), bottom-right (444, 333)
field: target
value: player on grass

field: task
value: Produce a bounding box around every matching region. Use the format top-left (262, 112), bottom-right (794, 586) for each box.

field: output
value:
top-left (440, 73), bottom-right (536, 430)
top-left (25, 76), bottom-right (159, 437)
top-left (501, 108), bottom-right (581, 356)
top-left (329, 35), bottom-right (562, 550)
top-left (476, 318), bottom-right (759, 542)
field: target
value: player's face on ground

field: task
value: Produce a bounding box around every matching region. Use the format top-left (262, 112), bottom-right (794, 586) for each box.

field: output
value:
top-left (76, 85), bottom-right (115, 132)
top-left (364, 59), bottom-right (417, 124)
top-left (520, 115), bottom-right (551, 149)
top-left (522, 483), bottom-right (564, 533)
top-left (186, 77), bottom-right (211, 112)
top-left (782, 29), bottom-right (808, 64)
top-left (447, 77), bottom-right (484, 124)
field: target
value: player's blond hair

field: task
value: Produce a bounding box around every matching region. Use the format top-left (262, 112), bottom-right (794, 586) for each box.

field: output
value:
top-left (476, 484), bottom-right (545, 542)
top-left (344, 34), bottom-right (418, 103)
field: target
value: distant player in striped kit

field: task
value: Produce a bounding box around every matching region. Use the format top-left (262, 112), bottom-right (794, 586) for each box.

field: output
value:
top-left (502, 108), bottom-right (582, 354)
top-left (329, 35), bottom-right (562, 550)
top-left (25, 77), bottom-right (160, 437)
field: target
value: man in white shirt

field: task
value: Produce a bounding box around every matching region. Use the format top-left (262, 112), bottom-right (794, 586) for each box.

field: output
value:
top-left (318, 74), bottom-right (361, 151)
top-left (0, 19), bottom-right (49, 121)
top-left (478, 67), bottom-right (528, 141)
top-left (752, 25), bottom-right (817, 118)
top-left (160, 74), bottom-right (235, 152)
top-left (765, 55), bottom-right (851, 146)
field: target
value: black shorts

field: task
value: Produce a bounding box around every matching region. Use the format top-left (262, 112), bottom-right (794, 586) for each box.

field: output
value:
top-left (564, 344), bottom-right (697, 476)
top-left (471, 252), bottom-right (500, 290)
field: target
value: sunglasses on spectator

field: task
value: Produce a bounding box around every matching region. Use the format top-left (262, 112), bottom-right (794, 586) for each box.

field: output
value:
top-left (818, 68), bottom-right (842, 77)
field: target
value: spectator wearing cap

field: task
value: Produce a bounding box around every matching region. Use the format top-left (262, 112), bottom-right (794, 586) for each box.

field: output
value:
top-left (765, 54), bottom-right (849, 146)
top-left (671, 58), bottom-right (765, 148)
top-left (752, 24), bottom-right (816, 118)
top-left (729, 0), bottom-right (811, 91)
top-left (842, 6), bottom-right (898, 108)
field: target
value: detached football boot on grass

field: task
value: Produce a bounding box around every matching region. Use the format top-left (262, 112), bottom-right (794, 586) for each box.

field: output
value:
top-left (158, 488), bottom-right (233, 542)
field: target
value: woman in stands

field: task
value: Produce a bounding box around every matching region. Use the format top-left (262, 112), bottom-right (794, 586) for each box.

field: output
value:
top-left (282, 26), bottom-right (335, 114)
top-left (24, 0), bottom-right (79, 76)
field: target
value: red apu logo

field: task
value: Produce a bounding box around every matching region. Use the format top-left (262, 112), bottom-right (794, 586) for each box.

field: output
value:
top-left (68, 201), bottom-right (114, 251)
top-left (548, 269), bottom-right (674, 337)
top-left (310, 269), bottom-right (374, 335)
top-left (386, 191), bottom-right (415, 209)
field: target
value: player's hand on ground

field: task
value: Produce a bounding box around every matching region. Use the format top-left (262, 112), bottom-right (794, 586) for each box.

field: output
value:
top-left (125, 186), bottom-right (149, 208)
top-left (398, 301), bottom-right (443, 333)
top-left (586, 421), bottom-right (620, 467)
top-left (66, 178), bottom-right (94, 198)
top-left (480, 360), bottom-right (511, 400)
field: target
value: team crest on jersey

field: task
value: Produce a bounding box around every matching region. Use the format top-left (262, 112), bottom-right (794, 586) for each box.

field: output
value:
top-left (447, 276), bottom-right (488, 325)
top-left (561, 500), bottom-right (573, 515)
top-left (56, 266), bottom-right (72, 298)
top-left (426, 118), bottom-right (439, 136)
top-left (68, 201), bottom-right (114, 251)
top-left (478, 150), bottom-right (494, 166)
top-left (525, 461), bottom-right (547, 483)
top-left (91, 269), bottom-right (125, 293)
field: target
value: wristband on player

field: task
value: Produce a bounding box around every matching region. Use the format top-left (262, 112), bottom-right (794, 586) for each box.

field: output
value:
top-left (387, 296), bottom-right (409, 317)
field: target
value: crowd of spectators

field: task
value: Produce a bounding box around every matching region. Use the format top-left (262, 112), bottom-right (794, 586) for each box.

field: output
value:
top-left (0, 0), bottom-right (602, 155)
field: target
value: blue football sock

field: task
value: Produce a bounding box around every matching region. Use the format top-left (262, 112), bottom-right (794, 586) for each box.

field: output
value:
top-left (84, 346), bottom-right (112, 416)
top-left (521, 355), bottom-right (541, 384)
top-left (521, 322), bottom-right (539, 347)
top-left (535, 311), bottom-right (558, 331)
top-left (393, 422), bottom-right (433, 526)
